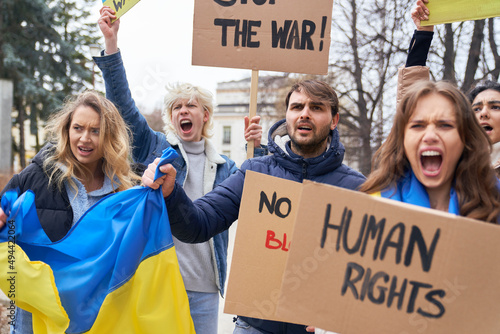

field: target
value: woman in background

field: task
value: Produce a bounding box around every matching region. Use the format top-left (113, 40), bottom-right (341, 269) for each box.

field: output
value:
top-left (468, 81), bottom-right (500, 175)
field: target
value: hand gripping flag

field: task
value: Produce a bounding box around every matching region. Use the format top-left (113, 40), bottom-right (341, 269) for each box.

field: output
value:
top-left (0, 147), bottom-right (195, 334)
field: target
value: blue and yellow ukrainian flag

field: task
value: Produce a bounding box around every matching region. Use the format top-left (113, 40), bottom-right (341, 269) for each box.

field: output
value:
top-left (0, 148), bottom-right (195, 333)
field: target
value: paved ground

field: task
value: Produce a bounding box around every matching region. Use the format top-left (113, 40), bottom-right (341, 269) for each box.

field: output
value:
top-left (218, 298), bottom-right (237, 333)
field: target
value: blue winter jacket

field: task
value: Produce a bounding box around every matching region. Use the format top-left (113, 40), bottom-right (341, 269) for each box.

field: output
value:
top-left (93, 51), bottom-right (236, 295)
top-left (166, 119), bottom-right (366, 334)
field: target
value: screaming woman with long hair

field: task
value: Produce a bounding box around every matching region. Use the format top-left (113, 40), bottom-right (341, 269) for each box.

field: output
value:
top-left (360, 80), bottom-right (500, 223)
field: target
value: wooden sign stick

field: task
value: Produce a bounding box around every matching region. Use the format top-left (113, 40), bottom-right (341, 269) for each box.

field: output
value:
top-left (247, 69), bottom-right (259, 159)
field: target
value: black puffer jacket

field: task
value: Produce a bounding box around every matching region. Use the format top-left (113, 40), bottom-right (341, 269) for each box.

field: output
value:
top-left (0, 145), bottom-right (146, 242)
top-left (0, 146), bottom-right (72, 241)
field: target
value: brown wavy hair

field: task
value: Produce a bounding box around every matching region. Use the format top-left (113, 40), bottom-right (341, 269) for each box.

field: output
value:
top-left (285, 79), bottom-right (339, 117)
top-left (360, 81), bottom-right (500, 223)
top-left (43, 90), bottom-right (140, 193)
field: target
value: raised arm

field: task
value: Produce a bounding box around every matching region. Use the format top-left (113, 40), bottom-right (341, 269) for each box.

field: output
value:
top-left (94, 7), bottom-right (163, 165)
top-left (407, 0), bottom-right (434, 67)
top-left (98, 6), bottom-right (119, 54)
top-left (397, 0), bottom-right (434, 107)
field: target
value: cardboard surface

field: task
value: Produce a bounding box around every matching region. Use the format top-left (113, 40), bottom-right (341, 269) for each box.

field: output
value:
top-left (423, 0), bottom-right (500, 26)
top-left (224, 170), bottom-right (303, 323)
top-left (192, 0), bottom-right (333, 74)
top-left (102, 0), bottom-right (142, 22)
top-left (276, 180), bottom-right (500, 334)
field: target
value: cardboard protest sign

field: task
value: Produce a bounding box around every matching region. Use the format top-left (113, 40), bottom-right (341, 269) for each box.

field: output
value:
top-left (423, 0), bottom-right (500, 26)
top-left (276, 180), bottom-right (500, 334)
top-left (224, 170), bottom-right (303, 323)
top-left (192, 0), bottom-right (333, 75)
top-left (102, 0), bottom-right (142, 22)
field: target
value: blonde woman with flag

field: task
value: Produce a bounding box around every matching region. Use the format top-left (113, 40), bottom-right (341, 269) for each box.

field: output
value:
top-left (0, 91), bottom-right (194, 333)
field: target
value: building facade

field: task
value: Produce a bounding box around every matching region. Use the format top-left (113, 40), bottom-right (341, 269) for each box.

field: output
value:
top-left (212, 76), bottom-right (287, 167)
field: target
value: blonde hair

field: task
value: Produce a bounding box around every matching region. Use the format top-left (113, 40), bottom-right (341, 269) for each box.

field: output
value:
top-left (361, 81), bottom-right (500, 223)
top-left (162, 82), bottom-right (214, 138)
top-left (43, 90), bottom-right (140, 193)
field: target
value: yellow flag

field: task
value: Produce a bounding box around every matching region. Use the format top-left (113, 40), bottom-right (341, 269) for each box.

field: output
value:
top-left (423, 0), bottom-right (500, 26)
top-left (102, 0), bottom-right (142, 22)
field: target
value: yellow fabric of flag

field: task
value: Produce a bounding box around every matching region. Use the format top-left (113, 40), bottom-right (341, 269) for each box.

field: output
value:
top-left (424, 0), bottom-right (500, 26)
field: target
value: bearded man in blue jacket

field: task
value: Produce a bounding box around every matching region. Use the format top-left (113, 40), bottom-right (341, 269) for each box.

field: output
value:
top-left (144, 79), bottom-right (366, 334)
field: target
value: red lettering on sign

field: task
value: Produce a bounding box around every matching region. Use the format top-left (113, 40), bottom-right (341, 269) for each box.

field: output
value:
top-left (265, 230), bottom-right (290, 251)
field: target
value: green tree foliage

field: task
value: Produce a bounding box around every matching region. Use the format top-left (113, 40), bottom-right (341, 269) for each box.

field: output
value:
top-left (0, 0), bottom-right (100, 168)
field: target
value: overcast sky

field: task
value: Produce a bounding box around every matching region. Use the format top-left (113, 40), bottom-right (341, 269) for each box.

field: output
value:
top-left (90, 0), bottom-right (252, 112)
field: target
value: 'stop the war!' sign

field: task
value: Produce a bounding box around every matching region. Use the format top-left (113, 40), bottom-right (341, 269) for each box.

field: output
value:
top-left (192, 0), bottom-right (334, 75)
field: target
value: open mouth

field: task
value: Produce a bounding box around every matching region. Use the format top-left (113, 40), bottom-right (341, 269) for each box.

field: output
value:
top-left (482, 124), bottom-right (493, 132)
top-left (180, 120), bottom-right (193, 133)
top-left (78, 147), bottom-right (94, 155)
top-left (297, 123), bottom-right (312, 132)
top-left (420, 150), bottom-right (442, 175)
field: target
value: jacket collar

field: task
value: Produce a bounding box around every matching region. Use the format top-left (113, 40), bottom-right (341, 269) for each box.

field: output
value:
top-left (165, 130), bottom-right (226, 164)
top-left (32, 143), bottom-right (55, 168)
top-left (492, 142), bottom-right (500, 170)
top-left (381, 170), bottom-right (460, 215)
top-left (266, 119), bottom-right (345, 176)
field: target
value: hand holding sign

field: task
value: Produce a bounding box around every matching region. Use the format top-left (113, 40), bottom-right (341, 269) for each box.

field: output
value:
top-left (244, 115), bottom-right (263, 149)
top-left (98, 6), bottom-right (119, 54)
top-left (411, 0), bottom-right (433, 32)
top-left (102, 0), bottom-right (142, 22)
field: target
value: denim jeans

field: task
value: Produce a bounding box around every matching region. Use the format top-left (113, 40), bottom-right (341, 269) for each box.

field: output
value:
top-left (187, 290), bottom-right (219, 334)
top-left (233, 317), bottom-right (263, 334)
top-left (10, 308), bottom-right (32, 334)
